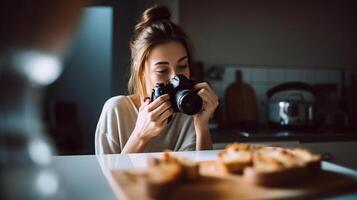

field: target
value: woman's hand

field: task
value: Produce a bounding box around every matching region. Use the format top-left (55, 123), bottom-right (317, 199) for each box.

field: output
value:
top-left (132, 94), bottom-right (173, 142)
top-left (192, 82), bottom-right (218, 150)
top-left (193, 82), bottom-right (219, 127)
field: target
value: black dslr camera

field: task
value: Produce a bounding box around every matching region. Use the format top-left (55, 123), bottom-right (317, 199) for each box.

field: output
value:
top-left (150, 74), bottom-right (203, 115)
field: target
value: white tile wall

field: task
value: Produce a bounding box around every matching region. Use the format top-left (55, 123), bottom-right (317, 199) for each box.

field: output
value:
top-left (252, 84), bottom-right (269, 122)
top-left (327, 69), bottom-right (341, 83)
top-left (285, 69), bottom-right (302, 82)
top-left (268, 68), bottom-right (285, 84)
top-left (210, 80), bottom-right (224, 98)
top-left (251, 68), bottom-right (268, 83)
top-left (301, 69), bottom-right (315, 84)
top-left (252, 84), bottom-right (269, 100)
top-left (222, 67), bottom-right (236, 91)
top-left (315, 69), bottom-right (330, 83)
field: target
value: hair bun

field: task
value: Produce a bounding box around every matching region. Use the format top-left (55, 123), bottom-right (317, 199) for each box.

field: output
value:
top-left (142, 5), bottom-right (171, 23)
top-left (135, 5), bottom-right (171, 32)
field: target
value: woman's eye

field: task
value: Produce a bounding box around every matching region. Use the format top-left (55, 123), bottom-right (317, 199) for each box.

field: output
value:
top-left (177, 65), bottom-right (188, 70)
top-left (156, 69), bottom-right (169, 75)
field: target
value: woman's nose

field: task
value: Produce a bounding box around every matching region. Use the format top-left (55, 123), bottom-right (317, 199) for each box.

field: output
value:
top-left (169, 71), bottom-right (178, 80)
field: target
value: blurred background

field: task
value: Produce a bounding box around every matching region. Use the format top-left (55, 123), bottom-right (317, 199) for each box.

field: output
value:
top-left (40, 0), bottom-right (356, 155)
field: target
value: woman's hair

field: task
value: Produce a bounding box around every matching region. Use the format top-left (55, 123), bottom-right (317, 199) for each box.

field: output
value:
top-left (128, 5), bottom-right (193, 98)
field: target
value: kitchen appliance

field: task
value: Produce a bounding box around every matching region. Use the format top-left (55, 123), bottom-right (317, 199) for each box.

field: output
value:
top-left (266, 82), bottom-right (315, 128)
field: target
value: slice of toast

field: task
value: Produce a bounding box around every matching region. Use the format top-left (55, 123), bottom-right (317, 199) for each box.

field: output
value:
top-left (251, 147), bottom-right (321, 172)
top-left (115, 152), bottom-right (200, 199)
top-left (243, 147), bottom-right (321, 186)
top-left (148, 151), bottom-right (200, 181)
top-left (144, 162), bottom-right (184, 198)
top-left (289, 148), bottom-right (321, 170)
top-left (217, 143), bottom-right (264, 174)
top-left (115, 161), bottom-right (183, 199)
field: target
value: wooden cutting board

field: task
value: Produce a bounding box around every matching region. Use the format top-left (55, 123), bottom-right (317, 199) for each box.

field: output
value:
top-left (224, 82), bottom-right (258, 124)
top-left (106, 161), bottom-right (357, 200)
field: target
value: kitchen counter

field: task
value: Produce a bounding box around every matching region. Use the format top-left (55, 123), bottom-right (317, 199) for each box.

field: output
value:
top-left (51, 150), bottom-right (357, 200)
top-left (211, 128), bottom-right (357, 143)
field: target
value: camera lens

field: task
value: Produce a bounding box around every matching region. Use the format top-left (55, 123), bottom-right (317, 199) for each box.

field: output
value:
top-left (175, 90), bottom-right (203, 115)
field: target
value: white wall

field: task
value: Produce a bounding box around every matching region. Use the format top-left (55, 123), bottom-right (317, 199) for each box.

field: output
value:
top-left (180, 0), bottom-right (357, 68)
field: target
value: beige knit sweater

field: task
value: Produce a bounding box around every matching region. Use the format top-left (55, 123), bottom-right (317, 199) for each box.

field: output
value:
top-left (95, 96), bottom-right (196, 154)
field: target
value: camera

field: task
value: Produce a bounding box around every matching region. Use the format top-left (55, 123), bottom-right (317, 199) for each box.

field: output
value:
top-left (150, 74), bottom-right (203, 115)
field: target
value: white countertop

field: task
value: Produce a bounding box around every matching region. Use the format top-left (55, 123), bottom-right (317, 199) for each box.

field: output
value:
top-left (52, 150), bottom-right (357, 200)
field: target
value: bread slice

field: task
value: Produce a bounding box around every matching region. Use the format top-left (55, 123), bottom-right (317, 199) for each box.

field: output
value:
top-left (148, 151), bottom-right (200, 181)
top-left (144, 162), bottom-right (183, 198)
top-left (289, 148), bottom-right (321, 170)
top-left (115, 152), bottom-right (199, 199)
top-left (175, 156), bottom-right (200, 181)
top-left (215, 143), bottom-right (322, 186)
top-left (218, 143), bottom-right (264, 174)
top-left (250, 147), bottom-right (321, 172)
top-left (243, 147), bottom-right (321, 186)
top-left (115, 162), bottom-right (183, 199)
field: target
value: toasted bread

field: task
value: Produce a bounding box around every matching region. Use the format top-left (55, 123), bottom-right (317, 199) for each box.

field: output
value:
top-left (148, 151), bottom-right (200, 181)
top-left (215, 143), bottom-right (321, 186)
top-left (144, 162), bottom-right (183, 198)
top-left (243, 147), bottom-right (321, 186)
top-left (218, 143), bottom-right (264, 174)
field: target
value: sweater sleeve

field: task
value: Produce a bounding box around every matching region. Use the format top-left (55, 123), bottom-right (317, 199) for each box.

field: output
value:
top-left (95, 97), bottom-right (127, 154)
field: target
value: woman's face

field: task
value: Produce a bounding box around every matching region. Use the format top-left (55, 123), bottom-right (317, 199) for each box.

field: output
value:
top-left (143, 41), bottom-right (190, 97)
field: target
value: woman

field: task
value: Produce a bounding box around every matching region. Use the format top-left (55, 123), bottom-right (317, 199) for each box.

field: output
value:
top-left (95, 5), bottom-right (218, 154)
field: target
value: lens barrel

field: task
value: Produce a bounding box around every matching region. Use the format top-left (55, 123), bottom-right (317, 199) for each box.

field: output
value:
top-left (175, 90), bottom-right (203, 115)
